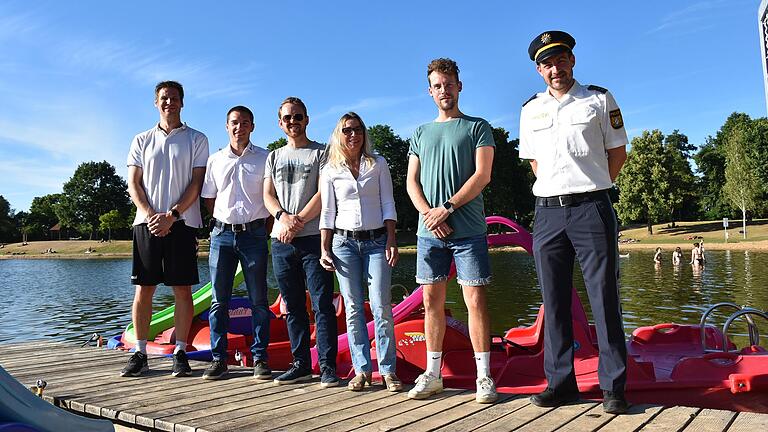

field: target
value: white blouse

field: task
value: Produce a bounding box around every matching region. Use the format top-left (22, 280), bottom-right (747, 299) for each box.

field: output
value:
top-left (319, 154), bottom-right (397, 231)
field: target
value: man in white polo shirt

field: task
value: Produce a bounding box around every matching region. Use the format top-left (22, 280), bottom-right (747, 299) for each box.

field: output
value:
top-left (200, 106), bottom-right (272, 381)
top-left (122, 80), bottom-right (209, 378)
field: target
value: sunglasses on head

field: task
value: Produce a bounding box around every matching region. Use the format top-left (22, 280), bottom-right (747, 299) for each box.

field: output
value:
top-left (281, 113), bottom-right (305, 122)
top-left (342, 126), bottom-right (364, 136)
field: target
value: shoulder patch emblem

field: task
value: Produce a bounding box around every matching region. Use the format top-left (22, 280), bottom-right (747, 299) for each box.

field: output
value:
top-left (588, 85), bottom-right (608, 94)
top-left (522, 93), bottom-right (539, 107)
top-left (609, 109), bottom-right (624, 129)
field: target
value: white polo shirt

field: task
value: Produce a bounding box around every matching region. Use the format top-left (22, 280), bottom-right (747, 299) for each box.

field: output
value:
top-left (127, 123), bottom-right (209, 227)
top-left (201, 142), bottom-right (270, 224)
top-left (519, 80), bottom-right (628, 197)
top-left (319, 155), bottom-right (397, 231)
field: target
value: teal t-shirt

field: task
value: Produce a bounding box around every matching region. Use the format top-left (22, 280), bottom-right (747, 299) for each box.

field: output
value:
top-left (409, 115), bottom-right (495, 239)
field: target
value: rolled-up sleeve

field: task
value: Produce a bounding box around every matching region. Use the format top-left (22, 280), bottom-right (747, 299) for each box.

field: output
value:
top-left (319, 168), bottom-right (337, 230)
top-left (378, 157), bottom-right (397, 222)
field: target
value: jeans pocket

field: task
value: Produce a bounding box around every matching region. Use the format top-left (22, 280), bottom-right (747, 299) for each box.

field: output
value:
top-left (332, 234), bottom-right (346, 248)
top-left (372, 233), bottom-right (388, 248)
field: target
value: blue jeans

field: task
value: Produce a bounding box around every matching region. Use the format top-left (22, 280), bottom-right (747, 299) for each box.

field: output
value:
top-left (271, 235), bottom-right (337, 369)
top-left (331, 233), bottom-right (396, 375)
top-left (208, 224), bottom-right (270, 362)
top-left (416, 234), bottom-right (492, 286)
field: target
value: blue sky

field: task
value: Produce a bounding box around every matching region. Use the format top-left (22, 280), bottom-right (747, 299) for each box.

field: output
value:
top-left (0, 0), bottom-right (764, 211)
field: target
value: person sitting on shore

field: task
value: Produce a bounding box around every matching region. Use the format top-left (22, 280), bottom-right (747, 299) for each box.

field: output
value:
top-left (672, 247), bottom-right (682, 266)
top-left (653, 247), bottom-right (662, 264)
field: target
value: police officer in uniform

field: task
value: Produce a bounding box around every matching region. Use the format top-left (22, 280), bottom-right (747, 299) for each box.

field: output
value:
top-left (519, 30), bottom-right (629, 414)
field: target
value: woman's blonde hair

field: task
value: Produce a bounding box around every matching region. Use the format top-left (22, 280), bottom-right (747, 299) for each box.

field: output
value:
top-left (327, 112), bottom-right (375, 168)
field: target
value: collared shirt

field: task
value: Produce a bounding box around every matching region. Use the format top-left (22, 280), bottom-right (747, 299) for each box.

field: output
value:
top-left (127, 123), bottom-right (209, 228)
top-left (319, 155), bottom-right (397, 231)
top-left (201, 142), bottom-right (270, 224)
top-left (519, 80), bottom-right (628, 197)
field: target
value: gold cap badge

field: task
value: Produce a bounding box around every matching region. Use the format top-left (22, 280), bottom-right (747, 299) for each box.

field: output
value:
top-left (541, 33), bottom-right (552, 44)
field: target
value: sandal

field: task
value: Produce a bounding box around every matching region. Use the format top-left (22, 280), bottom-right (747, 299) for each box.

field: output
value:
top-left (383, 373), bottom-right (403, 392)
top-left (348, 372), bottom-right (372, 391)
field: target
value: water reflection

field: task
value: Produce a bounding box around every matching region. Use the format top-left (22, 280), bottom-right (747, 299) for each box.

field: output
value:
top-left (1, 250), bottom-right (767, 347)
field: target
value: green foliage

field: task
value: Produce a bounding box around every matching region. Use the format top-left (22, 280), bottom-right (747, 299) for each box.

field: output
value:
top-left (483, 127), bottom-right (534, 226)
top-left (723, 126), bottom-right (761, 237)
top-left (662, 131), bottom-right (698, 224)
top-left (367, 125), bottom-right (418, 231)
top-left (615, 130), bottom-right (669, 234)
top-left (99, 209), bottom-right (127, 241)
top-left (56, 161), bottom-right (131, 239)
top-left (267, 137), bottom-right (287, 152)
top-left (0, 195), bottom-right (15, 242)
top-left (24, 194), bottom-right (61, 240)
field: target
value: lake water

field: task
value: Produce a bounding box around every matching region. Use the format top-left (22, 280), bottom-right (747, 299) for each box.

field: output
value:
top-left (1, 250), bottom-right (767, 347)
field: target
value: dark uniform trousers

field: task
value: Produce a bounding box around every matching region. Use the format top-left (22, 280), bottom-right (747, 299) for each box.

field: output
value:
top-left (532, 191), bottom-right (627, 393)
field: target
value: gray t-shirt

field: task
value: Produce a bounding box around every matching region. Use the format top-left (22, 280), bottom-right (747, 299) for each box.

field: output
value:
top-left (265, 141), bottom-right (326, 238)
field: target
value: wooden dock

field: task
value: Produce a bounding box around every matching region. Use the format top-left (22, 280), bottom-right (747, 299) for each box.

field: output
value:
top-left (1, 341), bottom-right (767, 432)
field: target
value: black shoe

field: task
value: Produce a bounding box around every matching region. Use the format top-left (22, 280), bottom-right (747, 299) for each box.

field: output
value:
top-left (529, 388), bottom-right (580, 407)
top-left (253, 360), bottom-right (272, 381)
top-left (273, 363), bottom-right (312, 385)
top-left (202, 359), bottom-right (228, 380)
top-left (172, 350), bottom-right (192, 377)
top-left (603, 390), bottom-right (629, 414)
top-left (320, 366), bottom-right (339, 388)
top-left (120, 351), bottom-right (149, 377)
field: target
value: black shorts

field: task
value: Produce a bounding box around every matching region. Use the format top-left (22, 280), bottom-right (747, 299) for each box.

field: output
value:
top-left (131, 221), bottom-right (199, 286)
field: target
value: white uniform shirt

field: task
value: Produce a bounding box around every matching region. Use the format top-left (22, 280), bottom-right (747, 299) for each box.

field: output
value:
top-left (127, 124), bottom-right (209, 227)
top-left (201, 142), bottom-right (270, 224)
top-left (519, 80), bottom-right (628, 197)
top-left (319, 155), bottom-right (397, 231)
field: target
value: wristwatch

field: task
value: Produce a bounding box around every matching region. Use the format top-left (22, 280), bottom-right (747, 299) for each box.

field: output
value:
top-left (170, 208), bottom-right (180, 219)
top-left (443, 201), bottom-right (454, 214)
top-left (275, 210), bottom-right (285, 221)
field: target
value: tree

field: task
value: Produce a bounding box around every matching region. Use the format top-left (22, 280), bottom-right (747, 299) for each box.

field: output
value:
top-left (25, 194), bottom-right (62, 240)
top-left (99, 210), bottom-right (126, 241)
top-left (483, 127), bottom-right (534, 226)
top-left (723, 127), bottom-right (760, 238)
top-left (267, 137), bottom-right (287, 152)
top-left (56, 161), bottom-right (131, 239)
top-left (662, 131), bottom-right (697, 226)
top-left (0, 196), bottom-right (17, 242)
top-left (367, 125), bottom-right (418, 231)
top-left (615, 130), bottom-right (669, 234)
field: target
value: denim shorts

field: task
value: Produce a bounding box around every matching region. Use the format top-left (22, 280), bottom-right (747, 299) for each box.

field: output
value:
top-left (415, 234), bottom-right (491, 286)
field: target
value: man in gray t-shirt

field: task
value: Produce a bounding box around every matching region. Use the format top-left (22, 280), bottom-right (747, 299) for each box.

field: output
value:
top-left (263, 97), bottom-right (338, 387)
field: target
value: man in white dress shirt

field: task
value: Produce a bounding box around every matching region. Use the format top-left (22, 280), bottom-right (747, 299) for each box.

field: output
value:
top-left (200, 105), bottom-right (272, 380)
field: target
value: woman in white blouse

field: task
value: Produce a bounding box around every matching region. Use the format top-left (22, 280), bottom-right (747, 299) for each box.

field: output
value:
top-left (319, 112), bottom-right (401, 392)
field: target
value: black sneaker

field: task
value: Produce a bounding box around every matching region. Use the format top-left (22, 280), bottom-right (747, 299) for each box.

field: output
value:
top-left (529, 387), bottom-right (580, 407)
top-left (202, 359), bottom-right (228, 380)
top-left (253, 360), bottom-right (272, 381)
top-left (603, 390), bottom-right (629, 414)
top-left (273, 363), bottom-right (312, 385)
top-left (120, 351), bottom-right (149, 377)
top-left (320, 366), bottom-right (339, 388)
top-left (172, 350), bottom-right (192, 377)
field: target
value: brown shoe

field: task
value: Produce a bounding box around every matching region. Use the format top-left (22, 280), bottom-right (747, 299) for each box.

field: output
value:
top-left (383, 373), bottom-right (403, 392)
top-left (348, 372), bottom-right (372, 391)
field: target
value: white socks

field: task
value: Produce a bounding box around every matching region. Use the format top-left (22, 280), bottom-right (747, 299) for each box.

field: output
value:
top-left (426, 351), bottom-right (442, 377)
top-left (136, 340), bottom-right (147, 354)
top-left (174, 341), bottom-right (187, 354)
top-left (475, 351), bottom-right (490, 378)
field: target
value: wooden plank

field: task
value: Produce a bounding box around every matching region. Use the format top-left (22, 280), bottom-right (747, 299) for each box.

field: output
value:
top-left (635, 406), bottom-right (700, 432)
top-left (472, 402), bottom-right (555, 432)
top-left (728, 412), bottom-right (768, 431)
top-left (355, 390), bottom-right (475, 431)
top-left (557, 402), bottom-right (616, 432)
top-left (395, 393), bottom-right (522, 432)
top-left (597, 404), bottom-right (665, 432)
top-left (276, 386), bottom-right (412, 431)
top-left (517, 402), bottom-right (599, 432)
top-left (320, 390), bottom-right (466, 431)
top-left (682, 409), bottom-right (736, 432)
top-left (430, 395), bottom-right (531, 432)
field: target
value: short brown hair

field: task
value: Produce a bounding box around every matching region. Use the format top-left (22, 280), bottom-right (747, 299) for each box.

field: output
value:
top-left (155, 81), bottom-right (184, 103)
top-left (427, 58), bottom-right (460, 83)
top-left (227, 105), bottom-right (254, 123)
top-left (278, 96), bottom-right (307, 118)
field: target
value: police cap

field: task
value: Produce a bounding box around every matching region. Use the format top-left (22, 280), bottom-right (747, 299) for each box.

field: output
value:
top-left (528, 30), bottom-right (576, 63)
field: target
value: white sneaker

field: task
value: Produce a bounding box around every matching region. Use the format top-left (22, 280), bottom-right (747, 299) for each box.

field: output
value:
top-left (476, 376), bottom-right (498, 403)
top-left (407, 372), bottom-right (443, 400)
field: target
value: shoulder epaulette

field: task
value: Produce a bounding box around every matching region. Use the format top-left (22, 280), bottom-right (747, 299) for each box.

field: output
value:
top-left (522, 93), bottom-right (539, 107)
top-left (587, 85), bottom-right (608, 94)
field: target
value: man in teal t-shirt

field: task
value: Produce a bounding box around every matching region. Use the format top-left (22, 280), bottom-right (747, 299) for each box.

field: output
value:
top-left (406, 58), bottom-right (496, 404)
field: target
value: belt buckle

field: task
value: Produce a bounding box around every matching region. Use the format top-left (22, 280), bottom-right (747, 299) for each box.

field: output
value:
top-left (233, 223), bottom-right (245, 233)
top-left (558, 196), bottom-right (566, 207)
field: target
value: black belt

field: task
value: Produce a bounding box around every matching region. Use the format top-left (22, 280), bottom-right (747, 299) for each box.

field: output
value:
top-left (214, 218), bottom-right (266, 232)
top-left (535, 190), bottom-right (608, 207)
top-left (334, 227), bottom-right (387, 240)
